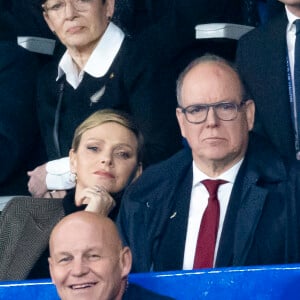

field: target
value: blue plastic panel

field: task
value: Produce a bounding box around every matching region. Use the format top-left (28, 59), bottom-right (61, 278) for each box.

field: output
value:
top-left (1, 264), bottom-right (300, 299)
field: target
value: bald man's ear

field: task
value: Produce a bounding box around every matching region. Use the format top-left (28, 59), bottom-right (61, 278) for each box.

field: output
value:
top-left (119, 246), bottom-right (132, 278)
top-left (48, 257), bottom-right (56, 284)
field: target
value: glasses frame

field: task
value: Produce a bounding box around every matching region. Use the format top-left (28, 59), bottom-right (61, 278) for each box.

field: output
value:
top-left (178, 101), bottom-right (246, 124)
top-left (42, 0), bottom-right (93, 15)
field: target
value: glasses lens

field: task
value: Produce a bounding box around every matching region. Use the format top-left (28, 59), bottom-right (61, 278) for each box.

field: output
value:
top-left (215, 103), bottom-right (238, 121)
top-left (184, 105), bottom-right (208, 123)
top-left (45, 0), bottom-right (92, 13)
top-left (45, 0), bottom-right (64, 11)
top-left (182, 102), bottom-right (241, 123)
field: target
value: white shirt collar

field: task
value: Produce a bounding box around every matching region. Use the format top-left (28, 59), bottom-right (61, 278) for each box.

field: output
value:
top-left (286, 6), bottom-right (299, 32)
top-left (192, 158), bottom-right (244, 188)
top-left (57, 22), bottom-right (125, 89)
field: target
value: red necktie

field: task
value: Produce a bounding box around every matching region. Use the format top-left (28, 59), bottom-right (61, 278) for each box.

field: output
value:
top-left (193, 179), bottom-right (227, 269)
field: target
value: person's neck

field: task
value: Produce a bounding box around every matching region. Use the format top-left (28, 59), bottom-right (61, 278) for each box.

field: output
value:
top-left (286, 4), bottom-right (300, 18)
top-left (194, 156), bottom-right (243, 178)
top-left (67, 40), bottom-right (99, 72)
top-left (115, 279), bottom-right (128, 300)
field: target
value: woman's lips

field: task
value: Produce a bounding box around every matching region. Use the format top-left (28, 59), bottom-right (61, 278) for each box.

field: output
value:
top-left (67, 26), bottom-right (84, 34)
top-left (94, 170), bottom-right (115, 179)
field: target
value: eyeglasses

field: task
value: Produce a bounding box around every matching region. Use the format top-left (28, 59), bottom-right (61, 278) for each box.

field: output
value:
top-left (178, 101), bottom-right (246, 124)
top-left (42, 0), bottom-right (94, 16)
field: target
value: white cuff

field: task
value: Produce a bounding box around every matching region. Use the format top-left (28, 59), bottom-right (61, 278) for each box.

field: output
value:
top-left (46, 157), bottom-right (75, 190)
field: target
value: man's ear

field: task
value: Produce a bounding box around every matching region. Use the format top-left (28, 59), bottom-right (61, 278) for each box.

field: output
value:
top-left (245, 99), bottom-right (255, 131)
top-left (48, 257), bottom-right (56, 284)
top-left (176, 107), bottom-right (186, 138)
top-left (119, 247), bottom-right (132, 278)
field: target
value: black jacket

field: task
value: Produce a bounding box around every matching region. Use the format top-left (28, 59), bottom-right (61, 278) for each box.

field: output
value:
top-left (236, 13), bottom-right (295, 162)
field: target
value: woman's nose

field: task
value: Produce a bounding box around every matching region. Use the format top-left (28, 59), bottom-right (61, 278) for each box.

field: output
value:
top-left (64, 0), bottom-right (78, 19)
top-left (100, 153), bottom-right (113, 166)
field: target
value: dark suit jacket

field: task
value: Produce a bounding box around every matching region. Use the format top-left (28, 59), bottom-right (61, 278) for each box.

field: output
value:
top-left (117, 134), bottom-right (300, 272)
top-left (0, 0), bottom-right (53, 38)
top-left (0, 41), bottom-right (46, 195)
top-left (236, 13), bottom-right (296, 162)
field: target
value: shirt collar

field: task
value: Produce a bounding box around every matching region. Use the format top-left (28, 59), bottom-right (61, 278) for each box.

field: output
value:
top-left (57, 22), bottom-right (125, 86)
top-left (286, 6), bottom-right (299, 32)
top-left (192, 159), bottom-right (244, 188)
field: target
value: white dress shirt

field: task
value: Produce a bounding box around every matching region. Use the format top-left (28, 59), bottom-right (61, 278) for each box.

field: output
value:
top-left (182, 159), bottom-right (243, 270)
top-left (286, 7), bottom-right (298, 100)
top-left (46, 22), bottom-right (125, 190)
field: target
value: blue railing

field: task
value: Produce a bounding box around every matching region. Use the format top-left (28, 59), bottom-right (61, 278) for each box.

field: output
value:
top-left (1, 264), bottom-right (300, 299)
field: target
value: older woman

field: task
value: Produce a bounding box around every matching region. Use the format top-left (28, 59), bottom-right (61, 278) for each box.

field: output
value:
top-left (0, 109), bottom-right (143, 281)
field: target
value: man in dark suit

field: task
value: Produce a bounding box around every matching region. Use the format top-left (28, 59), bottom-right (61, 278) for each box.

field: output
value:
top-left (235, 0), bottom-right (299, 162)
top-left (117, 54), bottom-right (300, 272)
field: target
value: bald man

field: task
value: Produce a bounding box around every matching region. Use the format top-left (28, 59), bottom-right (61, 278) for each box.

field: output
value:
top-left (49, 211), bottom-right (173, 300)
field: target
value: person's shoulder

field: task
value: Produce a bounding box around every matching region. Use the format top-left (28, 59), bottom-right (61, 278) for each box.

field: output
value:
top-left (123, 148), bottom-right (192, 198)
top-left (141, 148), bottom-right (192, 179)
top-left (245, 133), bottom-right (297, 182)
top-left (2, 196), bottom-right (63, 217)
top-left (239, 12), bottom-right (287, 44)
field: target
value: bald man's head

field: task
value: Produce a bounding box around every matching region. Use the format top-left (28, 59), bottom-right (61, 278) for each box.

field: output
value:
top-left (49, 211), bottom-right (123, 255)
top-left (48, 211), bottom-right (132, 300)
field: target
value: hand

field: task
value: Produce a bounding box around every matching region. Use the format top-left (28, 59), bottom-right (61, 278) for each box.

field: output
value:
top-left (27, 164), bottom-right (47, 197)
top-left (76, 186), bottom-right (116, 216)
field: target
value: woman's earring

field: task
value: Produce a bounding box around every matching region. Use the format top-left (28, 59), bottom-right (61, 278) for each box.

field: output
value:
top-left (69, 172), bottom-right (77, 184)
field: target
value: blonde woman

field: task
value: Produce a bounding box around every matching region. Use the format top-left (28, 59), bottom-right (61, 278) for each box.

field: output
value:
top-left (0, 109), bottom-right (143, 281)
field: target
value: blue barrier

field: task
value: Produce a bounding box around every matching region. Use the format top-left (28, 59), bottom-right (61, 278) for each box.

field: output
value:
top-left (1, 264), bottom-right (300, 299)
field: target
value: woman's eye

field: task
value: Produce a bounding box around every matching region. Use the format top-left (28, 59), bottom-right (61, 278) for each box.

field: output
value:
top-left (115, 151), bottom-right (130, 159)
top-left (87, 146), bottom-right (99, 152)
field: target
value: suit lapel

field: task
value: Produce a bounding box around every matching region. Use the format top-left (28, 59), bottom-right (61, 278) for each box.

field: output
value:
top-left (155, 166), bottom-right (193, 270)
top-left (216, 166), bottom-right (268, 266)
top-left (232, 183), bottom-right (268, 265)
